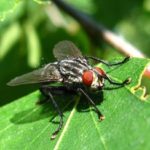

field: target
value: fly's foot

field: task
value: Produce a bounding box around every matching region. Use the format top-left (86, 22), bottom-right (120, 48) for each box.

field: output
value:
top-left (99, 115), bottom-right (105, 121)
top-left (124, 56), bottom-right (130, 63)
top-left (50, 115), bottom-right (63, 140)
top-left (51, 131), bottom-right (59, 140)
top-left (123, 77), bottom-right (132, 85)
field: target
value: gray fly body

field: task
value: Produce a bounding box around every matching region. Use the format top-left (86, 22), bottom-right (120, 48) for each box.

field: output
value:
top-left (7, 40), bottom-right (130, 140)
top-left (7, 41), bottom-right (90, 86)
top-left (58, 57), bottom-right (91, 84)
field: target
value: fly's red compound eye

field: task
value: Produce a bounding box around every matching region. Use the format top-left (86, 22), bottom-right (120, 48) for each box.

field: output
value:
top-left (82, 70), bottom-right (93, 86)
top-left (94, 67), bottom-right (106, 76)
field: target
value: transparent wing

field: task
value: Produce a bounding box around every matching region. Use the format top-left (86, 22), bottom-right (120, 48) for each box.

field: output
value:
top-left (53, 40), bottom-right (82, 60)
top-left (7, 64), bottom-right (62, 86)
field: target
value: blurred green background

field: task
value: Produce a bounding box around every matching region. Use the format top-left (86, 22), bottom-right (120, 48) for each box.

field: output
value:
top-left (0, 0), bottom-right (150, 106)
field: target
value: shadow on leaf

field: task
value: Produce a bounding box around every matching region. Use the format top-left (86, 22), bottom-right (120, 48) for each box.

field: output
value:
top-left (10, 90), bottom-right (105, 125)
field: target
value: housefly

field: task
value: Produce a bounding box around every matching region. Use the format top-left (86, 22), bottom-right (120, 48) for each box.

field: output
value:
top-left (7, 41), bottom-right (131, 140)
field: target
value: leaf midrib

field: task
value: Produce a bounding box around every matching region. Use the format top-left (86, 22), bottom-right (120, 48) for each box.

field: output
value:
top-left (54, 96), bottom-right (80, 150)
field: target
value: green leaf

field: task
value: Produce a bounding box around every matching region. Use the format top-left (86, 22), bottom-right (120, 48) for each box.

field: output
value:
top-left (0, 58), bottom-right (149, 150)
top-left (0, 0), bottom-right (21, 21)
top-left (33, 0), bottom-right (51, 4)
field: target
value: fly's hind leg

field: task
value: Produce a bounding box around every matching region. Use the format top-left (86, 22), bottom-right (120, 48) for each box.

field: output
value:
top-left (40, 85), bottom-right (66, 140)
top-left (38, 86), bottom-right (68, 105)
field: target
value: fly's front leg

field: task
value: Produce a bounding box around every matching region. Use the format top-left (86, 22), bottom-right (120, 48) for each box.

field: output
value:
top-left (40, 86), bottom-right (65, 140)
top-left (86, 56), bottom-right (129, 66)
top-left (104, 74), bottom-right (131, 86)
top-left (78, 88), bottom-right (105, 120)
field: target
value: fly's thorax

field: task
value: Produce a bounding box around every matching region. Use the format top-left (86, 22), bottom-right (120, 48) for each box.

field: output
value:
top-left (58, 57), bottom-right (91, 84)
top-left (82, 69), bottom-right (104, 90)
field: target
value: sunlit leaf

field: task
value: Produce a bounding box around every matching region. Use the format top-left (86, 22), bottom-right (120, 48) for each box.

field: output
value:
top-left (0, 58), bottom-right (149, 150)
top-left (0, 0), bottom-right (21, 21)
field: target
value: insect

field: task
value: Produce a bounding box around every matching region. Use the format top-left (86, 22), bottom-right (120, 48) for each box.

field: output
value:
top-left (7, 41), bottom-right (131, 140)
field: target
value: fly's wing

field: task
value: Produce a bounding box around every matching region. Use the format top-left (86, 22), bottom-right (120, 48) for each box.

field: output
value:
top-left (7, 64), bottom-right (63, 86)
top-left (53, 40), bottom-right (82, 60)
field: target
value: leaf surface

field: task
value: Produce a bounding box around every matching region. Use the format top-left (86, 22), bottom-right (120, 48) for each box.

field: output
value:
top-left (0, 1), bottom-right (20, 21)
top-left (0, 58), bottom-right (149, 150)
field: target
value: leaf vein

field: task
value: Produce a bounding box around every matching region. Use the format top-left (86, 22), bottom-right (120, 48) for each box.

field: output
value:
top-left (54, 96), bottom-right (80, 150)
top-left (89, 106), bottom-right (108, 150)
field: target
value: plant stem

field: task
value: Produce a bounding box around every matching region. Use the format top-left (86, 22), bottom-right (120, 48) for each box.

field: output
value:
top-left (51, 0), bottom-right (150, 78)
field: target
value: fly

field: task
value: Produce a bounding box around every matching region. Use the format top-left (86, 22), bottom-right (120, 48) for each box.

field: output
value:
top-left (7, 41), bottom-right (131, 140)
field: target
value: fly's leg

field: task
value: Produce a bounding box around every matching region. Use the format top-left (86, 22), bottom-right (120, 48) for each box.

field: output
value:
top-left (104, 75), bottom-right (131, 86)
top-left (40, 86), bottom-right (65, 140)
top-left (78, 88), bottom-right (105, 120)
top-left (37, 89), bottom-right (49, 105)
top-left (86, 56), bottom-right (129, 66)
top-left (48, 92), bottom-right (63, 140)
top-left (38, 86), bottom-right (71, 104)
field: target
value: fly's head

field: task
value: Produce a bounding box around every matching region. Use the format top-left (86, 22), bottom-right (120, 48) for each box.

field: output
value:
top-left (82, 67), bottom-right (105, 90)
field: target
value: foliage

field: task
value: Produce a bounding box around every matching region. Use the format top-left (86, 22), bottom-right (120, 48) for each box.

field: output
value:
top-left (0, 0), bottom-right (150, 150)
top-left (0, 58), bottom-right (149, 150)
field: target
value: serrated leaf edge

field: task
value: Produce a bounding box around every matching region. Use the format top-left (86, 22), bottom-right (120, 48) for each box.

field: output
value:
top-left (131, 62), bottom-right (150, 101)
top-left (89, 106), bottom-right (108, 150)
